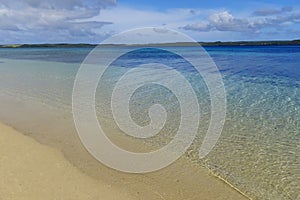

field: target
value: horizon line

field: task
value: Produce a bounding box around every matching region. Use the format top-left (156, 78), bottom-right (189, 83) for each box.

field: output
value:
top-left (1, 39), bottom-right (300, 47)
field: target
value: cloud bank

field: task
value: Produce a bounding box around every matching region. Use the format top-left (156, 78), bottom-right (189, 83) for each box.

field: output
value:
top-left (0, 0), bottom-right (115, 43)
top-left (252, 6), bottom-right (293, 16)
top-left (181, 7), bottom-right (300, 39)
top-left (0, 1), bottom-right (299, 43)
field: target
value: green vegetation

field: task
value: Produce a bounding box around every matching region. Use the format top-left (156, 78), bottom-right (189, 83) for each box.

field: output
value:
top-left (0, 43), bottom-right (96, 48)
top-left (0, 40), bottom-right (299, 48)
top-left (198, 39), bottom-right (300, 46)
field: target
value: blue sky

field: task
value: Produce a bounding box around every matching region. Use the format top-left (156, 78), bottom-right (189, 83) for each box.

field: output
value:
top-left (119, 0), bottom-right (298, 10)
top-left (0, 0), bottom-right (299, 43)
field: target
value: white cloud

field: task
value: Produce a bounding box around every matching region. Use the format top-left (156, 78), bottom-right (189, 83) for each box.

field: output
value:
top-left (182, 11), bottom-right (259, 33)
top-left (209, 11), bottom-right (248, 32)
top-left (252, 6), bottom-right (293, 16)
top-left (93, 6), bottom-right (300, 41)
top-left (0, 0), bottom-right (115, 43)
top-left (181, 22), bottom-right (211, 32)
top-left (0, 1), bottom-right (299, 43)
top-left (88, 6), bottom-right (227, 41)
top-left (0, 0), bottom-right (116, 10)
top-left (181, 8), bottom-right (300, 38)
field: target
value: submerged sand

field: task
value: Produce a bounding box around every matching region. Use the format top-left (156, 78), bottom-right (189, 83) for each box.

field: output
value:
top-left (0, 123), bottom-right (132, 200)
top-left (0, 93), bottom-right (249, 200)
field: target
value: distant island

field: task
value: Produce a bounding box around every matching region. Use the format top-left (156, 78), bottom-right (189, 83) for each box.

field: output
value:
top-left (1, 40), bottom-right (300, 48)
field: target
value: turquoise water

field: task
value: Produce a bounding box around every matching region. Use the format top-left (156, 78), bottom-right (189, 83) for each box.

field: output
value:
top-left (0, 46), bottom-right (299, 199)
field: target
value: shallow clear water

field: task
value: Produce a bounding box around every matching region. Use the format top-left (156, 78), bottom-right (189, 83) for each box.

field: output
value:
top-left (0, 46), bottom-right (299, 199)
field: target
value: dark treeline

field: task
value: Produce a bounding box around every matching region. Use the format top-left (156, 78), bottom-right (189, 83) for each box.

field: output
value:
top-left (1, 39), bottom-right (300, 48)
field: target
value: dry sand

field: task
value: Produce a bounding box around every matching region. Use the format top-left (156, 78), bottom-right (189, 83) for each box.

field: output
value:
top-left (0, 123), bottom-right (132, 200)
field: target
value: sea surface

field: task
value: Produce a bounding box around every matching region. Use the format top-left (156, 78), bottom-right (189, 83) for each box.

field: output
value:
top-left (0, 46), bottom-right (299, 199)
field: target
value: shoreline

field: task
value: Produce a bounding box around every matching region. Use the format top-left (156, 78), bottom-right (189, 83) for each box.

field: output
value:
top-left (0, 122), bottom-right (133, 200)
top-left (0, 58), bottom-right (250, 199)
top-left (0, 120), bottom-right (249, 200)
top-left (0, 93), bottom-right (248, 200)
top-left (0, 39), bottom-right (300, 48)
top-left (0, 47), bottom-right (299, 199)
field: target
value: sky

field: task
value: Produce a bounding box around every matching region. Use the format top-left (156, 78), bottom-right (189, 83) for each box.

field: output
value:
top-left (0, 0), bottom-right (300, 43)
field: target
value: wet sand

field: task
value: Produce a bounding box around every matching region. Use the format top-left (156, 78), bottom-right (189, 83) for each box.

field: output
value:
top-left (0, 94), bottom-right (249, 200)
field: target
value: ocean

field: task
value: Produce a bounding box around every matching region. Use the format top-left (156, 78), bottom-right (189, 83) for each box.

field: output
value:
top-left (0, 46), bottom-right (299, 199)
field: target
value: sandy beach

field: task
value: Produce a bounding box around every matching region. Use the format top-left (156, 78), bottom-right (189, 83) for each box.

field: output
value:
top-left (0, 122), bottom-right (133, 200)
top-left (0, 59), bottom-right (250, 200)
top-left (0, 89), bottom-right (250, 200)
top-left (0, 0), bottom-right (300, 198)
top-left (0, 119), bottom-right (249, 200)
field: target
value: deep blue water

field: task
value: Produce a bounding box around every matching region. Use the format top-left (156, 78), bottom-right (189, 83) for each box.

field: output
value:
top-left (1, 45), bottom-right (299, 81)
